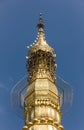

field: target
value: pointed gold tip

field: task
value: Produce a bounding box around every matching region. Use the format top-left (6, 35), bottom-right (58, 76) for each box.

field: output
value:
top-left (37, 13), bottom-right (44, 29)
top-left (39, 13), bottom-right (42, 18)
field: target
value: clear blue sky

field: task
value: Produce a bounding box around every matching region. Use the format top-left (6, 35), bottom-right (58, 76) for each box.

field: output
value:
top-left (0, 0), bottom-right (84, 130)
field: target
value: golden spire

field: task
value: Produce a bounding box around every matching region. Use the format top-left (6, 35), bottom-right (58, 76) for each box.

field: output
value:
top-left (29, 14), bottom-right (54, 55)
top-left (23, 15), bottom-right (63, 130)
top-left (37, 13), bottom-right (44, 29)
top-left (26, 14), bottom-right (56, 84)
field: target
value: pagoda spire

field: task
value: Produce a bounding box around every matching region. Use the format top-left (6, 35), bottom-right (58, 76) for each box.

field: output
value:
top-left (35, 13), bottom-right (46, 46)
top-left (37, 13), bottom-right (44, 29)
top-left (23, 15), bottom-right (64, 130)
top-left (26, 14), bottom-right (56, 84)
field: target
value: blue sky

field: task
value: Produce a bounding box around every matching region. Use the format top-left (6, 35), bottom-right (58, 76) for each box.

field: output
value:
top-left (0, 0), bottom-right (84, 130)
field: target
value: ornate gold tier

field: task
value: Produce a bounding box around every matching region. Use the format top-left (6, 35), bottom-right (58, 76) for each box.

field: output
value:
top-left (23, 78), bottom-right (63, 130)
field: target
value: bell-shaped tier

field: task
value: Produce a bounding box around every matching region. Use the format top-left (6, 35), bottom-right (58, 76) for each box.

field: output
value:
top-left (26, 15), bottom-right (56, 85)
top-left (28, 14), bottom-right (54, 57)
top-left (10, 75), bottom-right (73, 119)
top-left (29, 29), bottom-right (54, 56)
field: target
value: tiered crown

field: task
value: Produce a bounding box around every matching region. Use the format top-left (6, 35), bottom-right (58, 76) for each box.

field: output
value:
top-left (26, 14), bottom-right (57, 84)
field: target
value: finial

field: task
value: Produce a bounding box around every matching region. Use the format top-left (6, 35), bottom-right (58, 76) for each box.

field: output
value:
top-left (37, 13), bottom-right (44, 29)
top-left (40, 13), bottom-right (42, 18)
